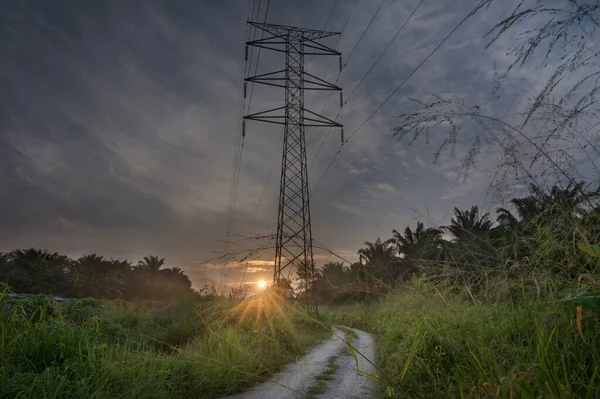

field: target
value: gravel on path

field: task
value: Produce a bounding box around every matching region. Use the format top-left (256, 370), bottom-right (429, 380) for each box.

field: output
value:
top-left (224, 326), bottom-right (378, 399)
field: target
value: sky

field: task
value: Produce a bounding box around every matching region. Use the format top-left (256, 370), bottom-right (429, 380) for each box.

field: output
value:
top-left (2, 0), bottom-right (595, 289)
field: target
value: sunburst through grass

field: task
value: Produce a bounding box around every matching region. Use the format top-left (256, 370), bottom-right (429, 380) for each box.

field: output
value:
top-left (228, 289), bottom-right (293, 333)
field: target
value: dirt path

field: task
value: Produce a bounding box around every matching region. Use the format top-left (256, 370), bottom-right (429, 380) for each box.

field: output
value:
top-left (225, 326), bottom-right (378, 399)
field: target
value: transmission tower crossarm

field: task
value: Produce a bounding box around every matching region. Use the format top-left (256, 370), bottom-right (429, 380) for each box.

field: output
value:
top-left (246, 24), bottom-right (341, 56)
top-left (244, 106), bottom-right (342, 128)
top-left (302, 71), bottom-right (342, 91)
top-left (246, 69), bottom-right (340, 91)
top-left (247, 21), bottom-right (340, 40)
top-left (302, 39), bottom-right (341, 56)
top-left (247, 36), bottom-right (289, 53)
top-left (246, 69), bottom-right (287, 80)
top-left (302, 108), bottom-right (342, 127)
top-left (244, 106), bottom-right (287, 125)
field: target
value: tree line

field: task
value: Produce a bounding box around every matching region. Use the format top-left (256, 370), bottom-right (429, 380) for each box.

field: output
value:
top-left (4, 181), bottom-right (598, 302)
top-left (306, 182), bottom-right (600, 302)
top-left (0, 252), bottom-right (194, 300)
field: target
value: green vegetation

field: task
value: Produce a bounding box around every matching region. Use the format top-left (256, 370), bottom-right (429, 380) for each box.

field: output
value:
top-left (0, 291), bottom-right (330, 398)
top-left (326, 276), bottom-right (600, 398)
top-left (0, 251), bottom-right (195, 300)
top-left (317, 181), bottom-right (600, 397)
top-left (311, 4), bottom-right (600, 393)
top-left (312, 182), bottom-right (600, 304)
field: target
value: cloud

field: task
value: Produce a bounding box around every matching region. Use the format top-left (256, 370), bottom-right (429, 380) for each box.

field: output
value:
top-left (245, 267), bottom-right (268, 273)
top-left (375, 182), bottom-right (397, 194)
top-left (2, 0), bottom-right (588, 289)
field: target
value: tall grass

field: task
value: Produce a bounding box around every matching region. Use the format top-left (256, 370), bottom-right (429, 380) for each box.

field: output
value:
top-left (0, 291), bottom-right (330, 398)
top-left (324, 273), bottom-right (600, 398)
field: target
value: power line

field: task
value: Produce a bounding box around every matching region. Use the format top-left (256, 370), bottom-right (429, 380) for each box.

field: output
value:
top-left (234, 2), bottom-right (275, 287)
top-left (308, 0), bottom-right (425, 173)
top-left (229, 3), bottom-right (258, 204)
top-left (306, 0), bottom-right (361, 148)
top-left (311, 0), bottom-right (488, 196)
top-left (224, 0), bottom-right (270, 272)
top-left (231, 0), bottom-right (271, 226)
top-left (239, 0), bottom-right (340, 289)
top-left (343, 0), bottom-right (387, 69)
top-left (241, 0), bottom-right (273, 212)
top-left (226, 0), bottom-right (258, 244)
top-left (305, 0), bottom-right (341, 73)
top-left (220, 0), bottom-right (258, 287)
top-left (344, 0), bottom-right (425, 106)
top-left (323, 0), bottom-right (341, 31)
top-left (245, 0), bottom-right (271, 115)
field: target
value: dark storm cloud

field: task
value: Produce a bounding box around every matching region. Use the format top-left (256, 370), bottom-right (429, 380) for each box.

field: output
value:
top-left (1, 0), bottom-right (570, 285)
top-left (1, 0), bottom-right (262, 257)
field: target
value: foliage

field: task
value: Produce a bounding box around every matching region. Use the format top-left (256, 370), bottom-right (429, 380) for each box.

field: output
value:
top-left (0, 291), bottom-right (330, 398)
top-left (392, 222), bottom-right (443, 268)
top-left (443, 206), bottom-right (492, 241)
top-left (311, 182), bottom-right (600, 303)
top-left (0, 249), bottom-right (194, 300)
top-left (324, 274), bottom-right (600, 398)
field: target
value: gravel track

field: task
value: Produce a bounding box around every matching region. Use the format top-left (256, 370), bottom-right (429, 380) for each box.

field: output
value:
top-left (224, 326), bottom-right (378, 399)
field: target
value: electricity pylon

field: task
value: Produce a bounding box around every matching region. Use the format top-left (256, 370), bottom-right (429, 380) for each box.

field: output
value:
top-left (243, 22), bottom-right (343, 310)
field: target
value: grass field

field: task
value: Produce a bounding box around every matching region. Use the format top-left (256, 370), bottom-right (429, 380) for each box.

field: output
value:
top-left (0, 291), bottom-right (331, 399)
top-left (3, 274), bottom-right (600, 398)
top-left (324, 275), bottom-right (600, 398)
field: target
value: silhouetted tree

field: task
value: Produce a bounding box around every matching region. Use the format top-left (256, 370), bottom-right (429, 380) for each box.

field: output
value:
top-left (357, 238), bottom-right (399, 282)
top-left (138, 256), bottom-right (165, 273)
top-left (0, 249), bottom-right (195, 300)
top-left (393, 222), bottom-right (443, 260)
top-left (443, 206), bottom-right (492, 241)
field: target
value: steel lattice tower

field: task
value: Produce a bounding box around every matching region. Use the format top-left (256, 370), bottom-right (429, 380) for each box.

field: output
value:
top-left (243, 22), bottom-right (343, 306)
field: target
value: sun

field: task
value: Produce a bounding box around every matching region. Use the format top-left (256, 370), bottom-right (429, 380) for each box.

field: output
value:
top-left (257, 280), bottom-right (267, 289)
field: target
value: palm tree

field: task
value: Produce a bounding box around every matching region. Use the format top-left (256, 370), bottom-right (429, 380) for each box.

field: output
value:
top-left (496, 182), bottom-right (600, 238)
top-left (540, 183), bottom-right (598, 218)
top-left (357, 238), bottom-right (398, 282)
top-left (169, 266), bottom-right (185, 275)
top-left (73, 254), bottom-right (107, 297)
top-left (443, 206), bottom-right (492, 241)
top-left (495, 186), bottom-right (554, 233)
top-left (6, 248), bottom-right (71, 294)
top-left (519, 182), bottom-right (600, 221)
top-left (157, 267), bottom-right (193, 299)
top-left (320, 262), bottom-right (346, 285)
top-left (295, 260), bottom-right (316, 295)
top-left (0, 252), bottom-right (12, 291)
top-left (496, 207), bottom-right (520, 230)
top-left (314, 262), bottom-right (346, 289)
top-left (138, 256), bottom-right (165, 273)
top-left (392, 222), bottom-right (443, 260)
top-left (357, 238), bottom-right (395, 266)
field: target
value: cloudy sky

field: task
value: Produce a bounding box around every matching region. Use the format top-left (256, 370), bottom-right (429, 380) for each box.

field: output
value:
top-left (2, 0), bottom-right (595, 288)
